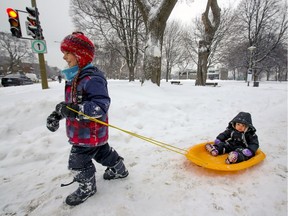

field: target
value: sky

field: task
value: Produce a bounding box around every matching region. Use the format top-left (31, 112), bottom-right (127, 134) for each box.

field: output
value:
top-left (1, 0), bottom-right (73, 69)
top-left (0, 79), bottom-right (287, 215)
top-left (0, 0), bottom-right (239, 69)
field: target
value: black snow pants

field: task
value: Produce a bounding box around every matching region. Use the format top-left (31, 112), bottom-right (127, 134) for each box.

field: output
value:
top-left (68, 143), bottom-right (120, 182)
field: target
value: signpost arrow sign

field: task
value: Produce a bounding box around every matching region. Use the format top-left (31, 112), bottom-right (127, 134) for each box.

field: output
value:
top-left (31, 40), bottom-right (47, 53)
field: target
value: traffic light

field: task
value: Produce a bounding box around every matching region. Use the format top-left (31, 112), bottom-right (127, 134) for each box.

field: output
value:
top-left (6, 8), bottom-right (22, 38)
top-left (25, 6), bottom-right (43, 39)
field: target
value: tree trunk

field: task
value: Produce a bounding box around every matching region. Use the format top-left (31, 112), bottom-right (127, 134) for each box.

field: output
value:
top-left (136, 0), bottom-right (178, 86)
top-left (165, 61), bottom-right (170, 82)
top-left (196, 0), bottom-right (221, 86)
top-left (196, 40), bottom-right (209, 85)
top-left (128, 65), bottom-right (135, 81)
top-left (143, 32), bottom-right (163, 86)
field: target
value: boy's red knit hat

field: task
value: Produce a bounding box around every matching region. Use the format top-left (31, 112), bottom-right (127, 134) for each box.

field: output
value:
top-left (60, 32), bottom-right (95, 68)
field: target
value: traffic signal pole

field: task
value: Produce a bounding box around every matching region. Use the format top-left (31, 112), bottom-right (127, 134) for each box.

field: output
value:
top-left (31, 0), bottom-right (48, 89)
top-left (7, 1), bottom-right (49, 89)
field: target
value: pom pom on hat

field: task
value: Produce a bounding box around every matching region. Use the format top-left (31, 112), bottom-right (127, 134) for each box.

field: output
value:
top-left (60, 32), bottom-right (95, 68)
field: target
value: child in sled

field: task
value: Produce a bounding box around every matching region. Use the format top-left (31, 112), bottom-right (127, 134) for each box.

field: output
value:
top-left (205, 112), bottom-right (259, 164)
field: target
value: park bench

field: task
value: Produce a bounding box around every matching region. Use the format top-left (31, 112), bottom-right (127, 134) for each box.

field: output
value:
top-left (205, 82), bottom-right (218, 87)
top-left (170, 81), bottom-right (181, 85)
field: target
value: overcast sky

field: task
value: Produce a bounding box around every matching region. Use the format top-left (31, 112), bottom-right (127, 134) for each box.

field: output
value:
top-left (1, 0), bottom-right (237, 70)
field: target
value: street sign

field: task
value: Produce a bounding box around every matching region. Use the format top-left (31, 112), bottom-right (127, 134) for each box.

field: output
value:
top-left (31, 40), bottom-right (47, 53)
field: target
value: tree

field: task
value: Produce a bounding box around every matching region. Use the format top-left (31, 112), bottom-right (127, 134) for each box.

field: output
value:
top-left (182, 7), bottom-right (236, 81)
top-left (260, 43), bottom-right (287, 81)
top-left (195, 0), bottom-right (221, 86)
top-left (95, 41), bottom-right (124, 79)
top-left (135, 0), bottom-right (178, 86)
top-left (162, 20), bottom-right (187, 82)
top-left (229, 0), bottom-right (288, 82)
top-left (0, 32), bottom-right (34, 74)
top-left (70, 0), bottom-right (144, 81)
top-left (222, 41), bottom-right (248, 80)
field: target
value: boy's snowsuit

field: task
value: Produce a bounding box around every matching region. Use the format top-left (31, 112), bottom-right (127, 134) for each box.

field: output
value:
top-left (64, 66), bottom-right (109, 147)
top-left (64, 66), bottom-right (116, 174)
top-left (48, 65), bottom-right (128, 205)
top-left (214, 112), bottom-right (259, 162)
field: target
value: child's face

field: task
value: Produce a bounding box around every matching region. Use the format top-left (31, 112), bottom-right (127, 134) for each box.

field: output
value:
top-left (63, 51), bottom-right (77, 68)
top-left (235, 123), bottom-right (247, 132)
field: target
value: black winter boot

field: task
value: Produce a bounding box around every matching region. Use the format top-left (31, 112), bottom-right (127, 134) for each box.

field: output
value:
top-left (103, 157), bottom-right (129, 180)
top-left (65, 175), bottom-right (96, 206)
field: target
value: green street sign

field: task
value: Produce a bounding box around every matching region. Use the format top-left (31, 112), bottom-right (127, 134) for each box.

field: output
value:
top-left (31, 40), bottom-right (47, 53)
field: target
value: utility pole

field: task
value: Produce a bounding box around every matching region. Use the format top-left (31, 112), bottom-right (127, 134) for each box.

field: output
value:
top-left (31, 0), bottom-right (48, 89)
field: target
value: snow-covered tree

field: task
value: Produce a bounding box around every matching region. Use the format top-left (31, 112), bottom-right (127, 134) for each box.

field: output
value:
top-left (135, 0), bottom-right (178, 86)
top-left (0, 32), bottom-right (33, 74)
top-left (195, 0), bottom-right (221, 86)
top-left (70, 0), bottom-right (144, 81)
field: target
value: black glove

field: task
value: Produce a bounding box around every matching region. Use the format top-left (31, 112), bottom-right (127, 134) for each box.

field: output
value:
top-left (46, 111), bottom-right (62, 132)
top-left (55, 102), bottom-right (79, 118)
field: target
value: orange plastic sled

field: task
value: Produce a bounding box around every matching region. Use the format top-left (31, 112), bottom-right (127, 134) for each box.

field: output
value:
top-left (185, 141), bottom-right (266, 171)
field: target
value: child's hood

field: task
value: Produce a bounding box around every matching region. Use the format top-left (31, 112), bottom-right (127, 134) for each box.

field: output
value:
top-left (229, 112), bottom-right (256, 132)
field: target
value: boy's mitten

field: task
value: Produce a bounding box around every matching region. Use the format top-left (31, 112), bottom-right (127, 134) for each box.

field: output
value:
top-left (47, 111), bottom-right (62, 132)
top-left (242, 148), bottom-right (253, 157)
top-left (56, 102), bottom-right (79, 118)
top-left (214, 139), bottom-right (221, 145)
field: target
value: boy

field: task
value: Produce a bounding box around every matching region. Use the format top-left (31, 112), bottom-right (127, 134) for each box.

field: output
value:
top-left (46, 32), bottom-right (128, 206)
top-left (205, 112), bottom-right (259, 164)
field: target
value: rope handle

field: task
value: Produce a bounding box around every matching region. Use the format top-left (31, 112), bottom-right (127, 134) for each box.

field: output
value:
top-left (66, 106), bottom-right (188, 155)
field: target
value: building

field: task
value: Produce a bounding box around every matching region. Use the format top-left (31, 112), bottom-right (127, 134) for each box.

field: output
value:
top-left (178, 67), bottom-right (228, 80)
top-left (178, 69), bottom-right (197, 79)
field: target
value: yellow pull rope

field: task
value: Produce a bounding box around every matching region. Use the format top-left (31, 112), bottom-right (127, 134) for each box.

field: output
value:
top-left (67, 107), bottom-right (188, 156)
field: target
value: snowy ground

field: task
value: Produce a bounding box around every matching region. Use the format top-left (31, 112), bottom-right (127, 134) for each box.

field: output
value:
top-left (0, 80), bottom-right (287, 216)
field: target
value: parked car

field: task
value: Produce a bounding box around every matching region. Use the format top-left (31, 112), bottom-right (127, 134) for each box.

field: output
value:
top-left (1, 73), bottom-right (34, 87)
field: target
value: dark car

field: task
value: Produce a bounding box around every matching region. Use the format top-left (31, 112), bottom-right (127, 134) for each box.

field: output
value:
top-left (1, 73), bottom-right (34, 87)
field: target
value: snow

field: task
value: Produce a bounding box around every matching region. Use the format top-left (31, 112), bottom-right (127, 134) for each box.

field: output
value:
top-left (0, 80), bottom-right (287, 216)
top-left (146, 36), bottom-right (162, 57)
